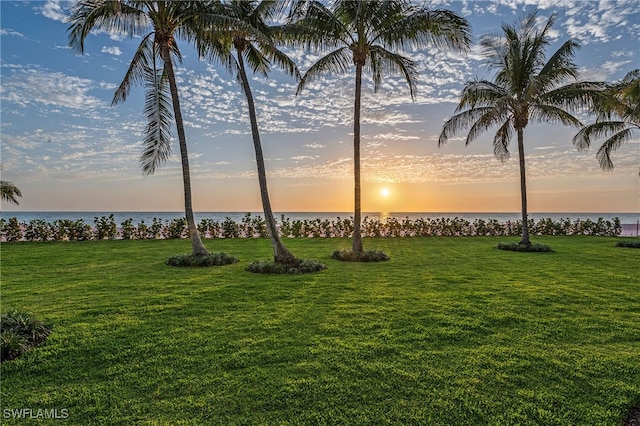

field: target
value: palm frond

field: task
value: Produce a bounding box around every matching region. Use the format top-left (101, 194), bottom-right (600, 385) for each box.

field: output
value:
top-left (572, 120), bottom-right (630, 151)
top-left (378, 7), bottom-right (471, 53)
top-left (68, 0), bottom-right (148, 54)
top-left (439, 106), bottom-right (503, 146)
top-left (112, 33), bottom-right (155, 105)
top-left (493, 120), bottom-right (513, 161)
top-left (297, 47), bottom-right (352, 95)
top-left (596, 127), bottom-right (636, 171)
top-left (530, 104), bottom-right (582, 128)
top-left (456, 80), bottom-right (509, 111)
top-left (0, 181), bottom-right (22, 205)
top-left (368, 45), bottom-right (418, 98)
top-left (140, 66), bottom-right (174, 176)
top-left (534, 39), bottom-right (579, 94)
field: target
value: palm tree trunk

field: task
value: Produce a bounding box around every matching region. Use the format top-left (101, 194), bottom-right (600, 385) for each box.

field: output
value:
top-left (160, 45), bottom-right (208, 256)
top-left (352, 64), bottom-right (364, 253)
top-left (237, 50), bottom-right (297, 265)
top-left (516, 127), bottom-right (530, 246)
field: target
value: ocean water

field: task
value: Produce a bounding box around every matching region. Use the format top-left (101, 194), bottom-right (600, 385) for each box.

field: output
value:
top-left (2, 211), bottom-right (637, 225)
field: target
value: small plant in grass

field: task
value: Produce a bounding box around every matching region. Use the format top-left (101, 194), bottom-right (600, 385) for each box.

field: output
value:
top-left (245, 259), bottom-right (327, 274)
top-left (331, 249), bottom-right (390, 262)
top-left (1, 309), bottom-right (52, 362)
top-left (616, 240), bottom-right (640, 248)
top-left (496, 242), bottom-right (553, 252)
top-left (165, 252), bottom-right (239, 267)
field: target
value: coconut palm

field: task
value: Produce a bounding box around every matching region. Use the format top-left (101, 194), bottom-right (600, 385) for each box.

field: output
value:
top-left (68, 0), bottom-right (212, 256)
top-left (292, 0), bottom-right (470, 254)
top-left (198, 0), bottom-right (299, 264)
top-left (439, 11), bottom-right (602, 247)
top-left (1, 181), bottom-right (22, 205)
top-left (573, 69), bottom-right (639, 170)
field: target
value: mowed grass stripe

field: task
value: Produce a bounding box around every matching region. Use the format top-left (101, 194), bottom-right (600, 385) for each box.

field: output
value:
top-left (1, 237), bottom-right (638, 425)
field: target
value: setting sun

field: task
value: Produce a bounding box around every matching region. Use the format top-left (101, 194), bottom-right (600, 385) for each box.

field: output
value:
top-left (380, 187), bottom-right (390, 197)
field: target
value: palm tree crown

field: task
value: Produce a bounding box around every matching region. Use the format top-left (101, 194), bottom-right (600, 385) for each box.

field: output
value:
top-left (573, 69), bottom-right (639, 170)
top-left (439, 11), bottom-right (601, 246)
top-left (293, 0), bottom-right (471, 253)
top-left (68, 0), bottom-right (213, 256)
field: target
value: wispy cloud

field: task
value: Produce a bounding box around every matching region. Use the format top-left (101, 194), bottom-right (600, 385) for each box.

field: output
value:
top-left (101, 46), bottom-right (122, 56)
top-left (0, 66), bottom-right (104, 111)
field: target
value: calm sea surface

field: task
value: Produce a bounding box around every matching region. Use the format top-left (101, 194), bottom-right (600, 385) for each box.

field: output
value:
top-left (2, 211), bottom-right (638, 225)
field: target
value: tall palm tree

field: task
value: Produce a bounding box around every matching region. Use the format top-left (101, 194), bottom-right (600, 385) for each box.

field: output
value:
top-left (68, 0), bottom-right (212, 256)
top-left (292, 0), bottom-right (470, 253)
top-left (1, 181), bottom-right (22, 205)
top-left (199, 0), bottom-right (298, 264)
top-left (573, 69), bottom-right (639, 171)
top-left (439, 11), bottom-right (601, 247)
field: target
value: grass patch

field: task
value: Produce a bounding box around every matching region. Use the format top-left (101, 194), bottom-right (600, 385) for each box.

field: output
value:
top-left (1, 237), bottom-right (639, 424)
top-left (616, 239), bottom-right (640, 248)
top-left (165, 252), bottom-right (239, 267)
top-left (331, 249), bottom-right (390, 262)
top-left (496, 241), bottom-right (553, 252)
top-left (245, 258), bottom-right (327, 274)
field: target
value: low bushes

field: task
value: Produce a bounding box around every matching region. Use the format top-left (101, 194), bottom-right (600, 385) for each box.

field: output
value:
top-left (245, 259), bottom-right (327, 274)
top-left (616, 239), bottom-right (640, 248)
top-left (331, 249), bottom-right (390, 262)
top-left (165, 252), bottom-right (239, 267)
top-left (496, 242), bottom-right (554, 252)
top-left (1, 309), bottom-right (51, 362)
top-left (1, 214), bottom-right (623, 242)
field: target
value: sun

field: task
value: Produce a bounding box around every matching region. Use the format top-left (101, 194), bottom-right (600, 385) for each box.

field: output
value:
top-left (380, 187), bottom-right (390, 197)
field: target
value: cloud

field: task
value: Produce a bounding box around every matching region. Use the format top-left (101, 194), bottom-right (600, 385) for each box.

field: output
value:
top-left (0, 29), bottom-right (26, 38)
top-left (101, 46), bottom-right (122, 56)
top-left (39, 0), bottom-right (68, 23)
top-left (0, 66), bottom-right (103, 111)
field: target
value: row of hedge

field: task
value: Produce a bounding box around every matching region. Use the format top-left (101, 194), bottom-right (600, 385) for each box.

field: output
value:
top-left (0, 214), bottom-right (622, 242)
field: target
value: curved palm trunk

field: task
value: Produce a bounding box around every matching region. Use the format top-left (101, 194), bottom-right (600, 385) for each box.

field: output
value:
top-left (236, 51), bottom-right (297, 264)
top-left (516, 127), bottom-right (530, 246)
top-left (160, 45), bottom-right (208, 256)
top-left (352, 64), bottom-right (364, 253)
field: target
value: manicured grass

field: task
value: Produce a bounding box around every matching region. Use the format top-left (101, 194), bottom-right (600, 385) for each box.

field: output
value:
top-left (1, 237), bottom-right (639, 424)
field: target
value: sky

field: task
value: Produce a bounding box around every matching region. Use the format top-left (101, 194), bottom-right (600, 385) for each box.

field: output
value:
top-left (1, 0), bottom-right (638, 214)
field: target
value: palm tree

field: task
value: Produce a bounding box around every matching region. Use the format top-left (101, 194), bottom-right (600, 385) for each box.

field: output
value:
top-left (439, 11), bottom-right (602, 247)
top-left (573, 69), bottom-right (639, 170)
top-left (68, 0), bottom-right (212, 256)
top-left (198, 0), bottom-right (299, 264)
top-left (1, 181), bottom-right (22, 205)
top-left (292, 0), bottom-right (470, 253)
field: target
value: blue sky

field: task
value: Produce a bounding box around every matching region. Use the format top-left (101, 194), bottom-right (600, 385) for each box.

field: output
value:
top-left (1, 0), bottom-right (638, 213)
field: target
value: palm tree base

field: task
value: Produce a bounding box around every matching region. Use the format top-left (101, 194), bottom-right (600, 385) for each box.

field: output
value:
top-left (496, 242), bottom-right (553, 252)
top-left (246, 259), bottom-right (327, 274)
top-left (166, 252), bottom-right (239, 267)
top-left (331, 249), bottom-right (390, 262)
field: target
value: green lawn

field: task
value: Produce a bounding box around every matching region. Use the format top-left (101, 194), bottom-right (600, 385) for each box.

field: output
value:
top-left (1, 237), bottom-right (639, 425)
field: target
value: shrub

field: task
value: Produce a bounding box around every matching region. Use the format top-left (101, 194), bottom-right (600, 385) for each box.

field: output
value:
top-left (1, 331), bottom-right (27, 362)
top-left (222, 217), bottom-right (239, 239)
top-left (245, 259), bottom-right (327, 274)
top-left (164, 218), bottom-right (188, 239)
top-left (615, 240), bottom-right (640, 248)
top-left (165, 252), bottom-right (239, 267)
top-left (1, 309), bottom-right (52, 362)
top-left (2, 217), bottom-right (23, 241)
top-left (120, 218), bottom-right (136, 240)
top-left (94, 214), bottom-right (118, 240)
top-left (496, 242), bottom-right (553, 252)
top-left (331, 249), bottom-right (390, 262)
